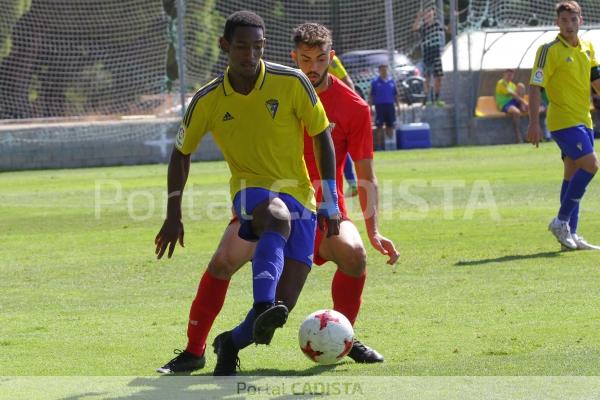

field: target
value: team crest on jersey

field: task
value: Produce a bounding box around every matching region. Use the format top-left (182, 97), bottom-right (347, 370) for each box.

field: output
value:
top-left (566, 56), bottom-right (573, 63)
top-left (265, 99), bottom-right (279, 119)
top-left (176, 126), bottom-right (185, 148)
top-left (532, 68), bottom-right (544, 84)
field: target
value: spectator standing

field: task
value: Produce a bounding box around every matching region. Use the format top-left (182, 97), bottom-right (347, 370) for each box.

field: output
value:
top-left (412, 7), bottom-right (445, 106)
top-left (369, 64), bottom-right (398, 150)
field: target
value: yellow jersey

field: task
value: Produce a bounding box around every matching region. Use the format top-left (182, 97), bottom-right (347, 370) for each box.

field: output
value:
top-left (530, 34), bottom-right (598, 131)
top-left (495, 78), bottom-right (517, 110)
top-left (175, 60), bottom-right (329, 211)
top-left (328, 55), bottom-right (348, 80)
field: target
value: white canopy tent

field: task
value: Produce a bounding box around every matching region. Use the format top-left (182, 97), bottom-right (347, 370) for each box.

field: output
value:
top-left (442, 27), bottom-right (600, 71)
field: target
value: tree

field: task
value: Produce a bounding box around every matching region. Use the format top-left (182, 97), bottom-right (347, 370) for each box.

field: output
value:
top-left (0, 0), bottom-right (31, 61)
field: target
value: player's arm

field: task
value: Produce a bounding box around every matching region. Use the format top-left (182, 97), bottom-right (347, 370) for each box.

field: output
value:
top-left (312, 126), bottom-right (341, 237)
top-left (591, 45), bottom-right (600, 94)
top-left (330, 55), bottom-right (355, 91)
top-left (155, 148), bottom-right (189, 259)
top-left (508, 85), bottom-right (525, 103)
top-left (592, 67), bottom-right (600, 94)
top-left (527, 85), bottom-right (542, 147)
top-left (354, 159), bottom-right (399, 265)
top-left (412, 11), bottom-right (422, 31)
top-left (527, 46), bottom-right (549, 148)
top-left (155, 94), bottom-right (208, 259)
top-left (340, 75), bottom-right (355, 91)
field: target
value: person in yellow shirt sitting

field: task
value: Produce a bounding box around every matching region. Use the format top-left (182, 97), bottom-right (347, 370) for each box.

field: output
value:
top-left (495, 68), bottom-right (529, 143)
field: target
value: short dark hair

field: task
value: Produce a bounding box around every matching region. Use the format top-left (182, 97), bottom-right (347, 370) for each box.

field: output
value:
top-left (223, 11), bottom-right (265, 42)
top-left (292, 23), bottom-right (332, 49)
top-left (556, 1), bottom-right (581, 16)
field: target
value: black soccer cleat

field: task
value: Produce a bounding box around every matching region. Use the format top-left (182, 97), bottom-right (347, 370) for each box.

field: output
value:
top-left (212, 331), bottom-right (240, 376)
top-left (347, 338), bottom-right (384, 363)
top-left (156, 349), bottom-right (206, 374)
top-left (252, 303), bottom-right (289, 345)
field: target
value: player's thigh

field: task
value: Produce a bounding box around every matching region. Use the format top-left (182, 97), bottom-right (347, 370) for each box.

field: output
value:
top-left (207, 219), bottom-right (255, 279)
top-left (506, 106), bottom-right (521, 115)
top-left (318, 220), bottom-right (366, 277)
top-left (275, 258), bottom-right (311, 312)
top-left (574, 152), bottom-right (600, 174)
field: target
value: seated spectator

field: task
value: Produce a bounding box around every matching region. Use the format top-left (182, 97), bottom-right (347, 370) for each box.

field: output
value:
top-left (495, 68), bottom-right (528, 143)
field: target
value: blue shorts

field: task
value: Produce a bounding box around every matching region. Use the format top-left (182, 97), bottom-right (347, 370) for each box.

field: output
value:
top-left (501, 99), bottom-right (521, 113)
top-left (374, 103), bottom-right (396, 127)
top-left (232, 188), bottom-right (316, 267)
top-left (551, 125), bottom-right (595, 160)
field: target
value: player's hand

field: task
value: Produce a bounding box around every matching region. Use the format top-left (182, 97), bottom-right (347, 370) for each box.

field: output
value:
top-left (155, 218), bottom-right (184, 259)
top-left (317, 213), bottom-right (341, 238)
top-left (369, 232), bottom-right (400, 265)
top-left (527, 123), bottom-right (543, 148)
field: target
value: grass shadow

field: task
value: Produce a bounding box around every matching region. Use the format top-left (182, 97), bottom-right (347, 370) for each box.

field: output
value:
top-left (56, 365), bottom-right (341, 400)
top-left (454, 251), bottom-right (562, 266)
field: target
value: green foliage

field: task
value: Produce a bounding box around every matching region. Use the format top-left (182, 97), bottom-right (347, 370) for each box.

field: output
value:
top-left (185, 0), bottom-right (224, 87)
top-left (64, 62), bottom-right (113, 114)
top-left (0, 0), bottom-right (31, 60)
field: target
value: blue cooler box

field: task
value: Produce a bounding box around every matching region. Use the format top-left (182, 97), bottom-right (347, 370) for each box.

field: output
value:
top-left (396, 123), bottom-right (432, 150)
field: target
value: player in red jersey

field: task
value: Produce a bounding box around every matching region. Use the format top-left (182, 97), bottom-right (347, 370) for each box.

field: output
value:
top-left (157, 22), bottom-right (399, 374)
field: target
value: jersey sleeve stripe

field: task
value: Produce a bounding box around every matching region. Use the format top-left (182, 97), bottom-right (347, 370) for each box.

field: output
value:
top-left (265, 63), bottom-right (318, 106)
top-left (537, 39), bottom-right (559, 68)
top-left (182, 76), bottom-right (223, 127)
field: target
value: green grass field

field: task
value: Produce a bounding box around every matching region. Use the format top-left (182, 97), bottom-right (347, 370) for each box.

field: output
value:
top-left (2, 143), bottom-right (600, 397)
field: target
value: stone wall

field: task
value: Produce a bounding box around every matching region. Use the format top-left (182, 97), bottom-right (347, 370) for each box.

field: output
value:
top-left (0, 118), bottom-right (223, 171)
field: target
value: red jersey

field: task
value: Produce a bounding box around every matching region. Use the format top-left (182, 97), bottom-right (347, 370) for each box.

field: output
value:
top-left (304, 75), bottom-right (374, 217)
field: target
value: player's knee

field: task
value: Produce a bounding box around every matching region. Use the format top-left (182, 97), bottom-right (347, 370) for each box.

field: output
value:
top-left (207, 251), bottom-right (239, 279)
top-left (337, 245), bottom-right (367, 277)
top-left (590, 159), bottom-right (599, 174)
top-left (265, 199), bottom-right (291, 237)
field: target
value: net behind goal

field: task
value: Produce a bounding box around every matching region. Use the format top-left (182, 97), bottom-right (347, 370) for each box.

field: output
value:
top-left (1, 0), bottom-right (600, 170)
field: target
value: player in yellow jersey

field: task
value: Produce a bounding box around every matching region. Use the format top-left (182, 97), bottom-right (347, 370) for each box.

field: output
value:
top-left (329, 55), bottom-right (357, 175)
top-left (154, 11), bottom-right (340, 376)
top-left (527, 1), bottom-right (600, 250)
top-left (328, 54), bottom-right (355, 91)
top-left (328, 54), bottom-right (359, 196)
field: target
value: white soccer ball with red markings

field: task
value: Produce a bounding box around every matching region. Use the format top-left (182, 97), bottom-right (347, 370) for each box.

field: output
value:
top-left (298, 309), bottom-right (354, 365)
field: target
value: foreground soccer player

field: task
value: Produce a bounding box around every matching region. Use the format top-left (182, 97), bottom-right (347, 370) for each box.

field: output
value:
top-left (154, 11), bottom-right (340, 376)
top-left (157, 21), bottom-right (398, 376)
top-left (527, 1), bottom-right (600, 250)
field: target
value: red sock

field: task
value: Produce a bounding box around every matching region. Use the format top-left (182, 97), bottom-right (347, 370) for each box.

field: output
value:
top-left (331, 269), bottom-right (366, 326)
top-left (185, 270), bottom-right (230, 356)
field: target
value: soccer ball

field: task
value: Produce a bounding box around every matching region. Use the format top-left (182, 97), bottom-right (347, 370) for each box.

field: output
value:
top-left (298, 309), bottom-right (354, 365)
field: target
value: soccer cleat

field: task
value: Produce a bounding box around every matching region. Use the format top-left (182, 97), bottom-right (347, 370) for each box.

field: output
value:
top-left (156, 349), bottom-right (205, 375)
top-left (562, 234), bottom-right (600, 251)
top-left (212, 331), bottom-right (240, 376)
top-left (347, 338), bottom-right (384, 363)
top-left (435, 99), bottom-right (446, 107)
top-left (253, 303), bottom-right (289, 345)
top-left (548, 217), bottom-right (577, 250)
